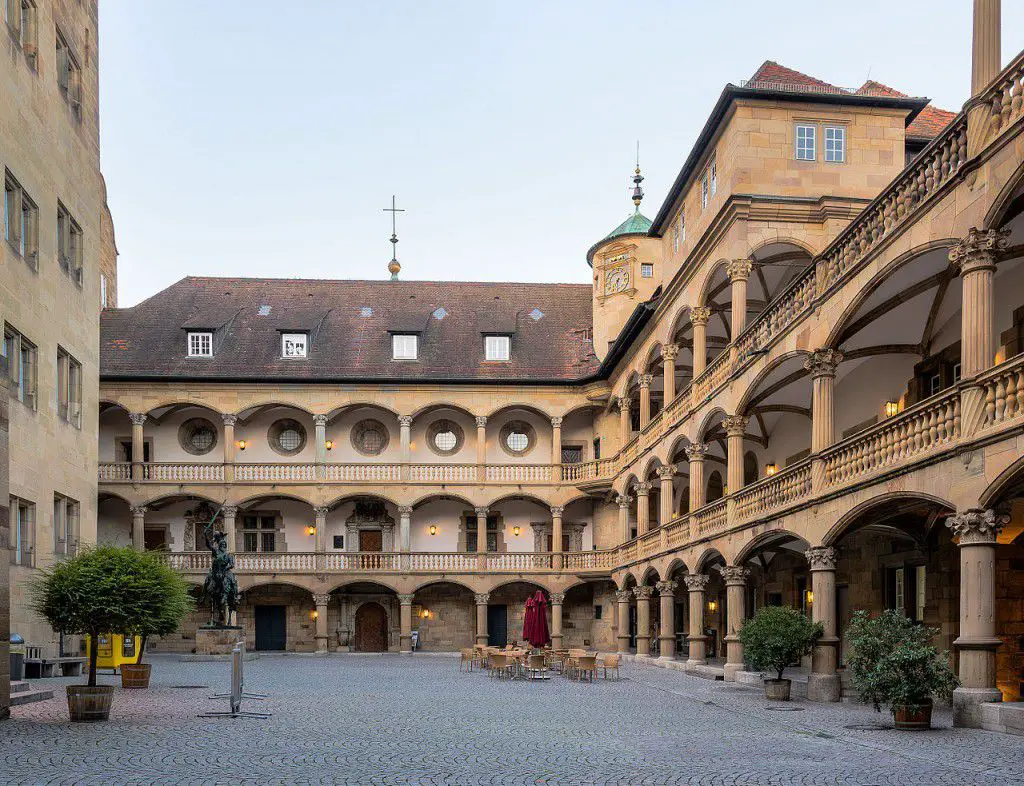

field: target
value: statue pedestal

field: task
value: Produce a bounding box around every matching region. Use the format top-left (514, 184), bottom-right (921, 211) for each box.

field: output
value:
top-left (196, 626), bottom-right (244, 655)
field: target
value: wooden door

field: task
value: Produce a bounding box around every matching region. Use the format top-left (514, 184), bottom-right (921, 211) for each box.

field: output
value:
top-left (255, 605), bottom-right (287, 651)
top-left (486, 604), bottom-right (507, 647)
top-left (354, 602), bottom-right (388, 652)
top-left (359, 530), bottom-right (383, 552)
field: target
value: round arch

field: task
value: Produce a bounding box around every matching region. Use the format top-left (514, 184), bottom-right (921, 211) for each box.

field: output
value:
top-left (484, 403), bottom-right (555, 421)
top-left (410, 491), bottom-right (477, 510)
top-left (324, 492), bottom-right (402, 511)
top-left (695, 547), bottom-right (726, 574)
top-left (821, 492), bottom-right (956, 546)
top-left (237, 492), bottom-right (317, 509)
top-left (984, 157), bottom-right (1024, 230)
top-left (980, 453), bottom-right (1024, 508)
top-left (323, 402), bottom-right (400, 421)
top-left (234, 400), bottom-right (315, 418)
top-left (734, 350), bottom-right (813, 415)
top-left (734, 528), bottom-right (811, 566)
top-left (144, 399), bottom-right (225, 417)
top-left (409, 401), bottom-right (477, 420)
top-left (697, 259), bottom-right (732, 307)
top-left (409, 578), bottom-right (477, 595)
top-left (140, 491), bottom-right (224, 509)
top-left (326, 577), bottom-right (401, 595)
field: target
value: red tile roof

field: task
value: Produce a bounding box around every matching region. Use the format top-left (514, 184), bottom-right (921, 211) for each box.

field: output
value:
top-left (855, 80), bottom-right (956, 138)
top-left (748, 60), bottom-right (836, 91)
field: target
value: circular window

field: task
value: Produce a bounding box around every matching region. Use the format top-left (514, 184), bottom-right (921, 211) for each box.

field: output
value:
top-left (268, 418), bottom-right (307, 456)
top-left (351, 419), bottom-right (390, 456)
top-left (500, 420), bottom-right (536, 456)
top-left (427, 418), bottom-right (464, 456)
top-left (178, 417), bottom-right (218, 456)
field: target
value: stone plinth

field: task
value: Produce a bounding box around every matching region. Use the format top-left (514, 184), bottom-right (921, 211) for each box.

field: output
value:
top-left (196, 626), bottom-right (244, 655)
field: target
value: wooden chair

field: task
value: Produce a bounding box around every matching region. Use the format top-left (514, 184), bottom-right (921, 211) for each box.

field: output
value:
top-left (459, 648), bottom-right (475, 672)
top-left (489, 653), bottom-right (514, 680)
top-left (598, 653), bottom-right (620, 680)
top-left (575, 655), bottom-right (597, 683)
top-left (525, 653), bottom-right (547, 681)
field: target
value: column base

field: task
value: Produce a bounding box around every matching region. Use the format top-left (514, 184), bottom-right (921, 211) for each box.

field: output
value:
top-left (953, 686), bottom-right (1003, 727)
top-left (685, 658), bottom-right (707, 667)
top-left (723, 662), bottom-right (744, 682)
top-left (806, 673), bottom-right (841, 702)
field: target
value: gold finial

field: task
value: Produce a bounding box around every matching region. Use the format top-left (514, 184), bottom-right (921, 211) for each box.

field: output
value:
top-left (382, 195), bottom-right (405, 281)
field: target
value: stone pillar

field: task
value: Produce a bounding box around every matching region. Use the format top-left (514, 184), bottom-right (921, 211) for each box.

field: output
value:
top-left (615, 589), bottom-right (632, 652)
top-left (222, 505), bottom-right (237, 554)
top-left (806, 350), bottom-right (842, 490)
top-left (550, 417), bottom-right (562, 482)
top-left (222, 413), bottom-right (236, 482)
top-left (638, 374), bottom-right (653, 429)
top-left (657, 580), bottom-right (678, 659)
top-left (398, 593), bottom-right (414, 654)
top-left (313, 593), bottom-right (331, 653)
top-left (721, 566), bottom-right (749, 681)
top-left (805, 546), bottom-right (841, 702)
top-left (550, 506), bottom-right (563, 570)
top-left (946, 508), bottom-right (1007, 726)
top-left (690, 306), bottom-right (711, 378)
top-left (634, 586), bottom-right (653, 657)
top-left (684, 574), bottom-right (709, 666)
top-left (475, 416), bottom-right (487, 481)
top-left (662, 344), bottom-right (679, 405)
top-left (475, 506), bottom-right (489, 558)
top-left (634, 483), bottom-right (651, 535)
top-left (658, 466), bottom-right (675, 526)
top-left (950, 228), bottom-right (1009, 379)
top-left (550, 592), bottom-right (565, 650)
top-left (130, 505), bottom-right (146, 551)
top-left (313, 506), bottom-right (328, 553)
top-left (129, 412), bottom-right (146, 481)
top-left (685, 443), bottom-right (708, 513)
top-left (313, 414), bottom-right (328, 464)
top-left (475, 593), bottom-right (490, 647)
top-left (617, 494), bottom-right (633, 543)
top-left (723, 415), bottom-right (749, 495)
top-left (618, 395), bottom-right (632, 446)
top-left (399, 415), bottom-right (412, 481)
top-left (971, 0), bottom-right (1001, 96)
top-left (727, 259), bottom-right (753, 353)
top-left (398, 505), bottom-right (412, 554)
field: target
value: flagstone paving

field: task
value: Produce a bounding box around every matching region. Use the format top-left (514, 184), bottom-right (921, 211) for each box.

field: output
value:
top-left (1, 654), bottom-right (1023, 785)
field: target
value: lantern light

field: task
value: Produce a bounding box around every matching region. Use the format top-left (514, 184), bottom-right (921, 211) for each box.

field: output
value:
top-left (806, 590), bottom-right (814, 605)
top-left (764, 463), bottom-right (778, 476)
top-left (311, 610), bottom-right (319, 620)
top-left (325, 439), bottom-right (334, 450)
top-left (429, 525), bottom-right (438, 536)
top-left (236, 439), bottom-right (247, 451)
top-left (707, 599), bottom-right (718, 613)
top-left (513, 526), bottom-right (521, 537)
top-left (884, 400), bottom-right (900, 418)
top-left (306, 525), bottom-right (316, 536)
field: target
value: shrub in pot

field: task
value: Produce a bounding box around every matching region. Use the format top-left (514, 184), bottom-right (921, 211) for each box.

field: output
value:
top-left (845, 609), bottom-right (959, 730)
top-left (30, 546), bottom-right (193, 720)
top-left (739, 605), bottom-right (822, 701)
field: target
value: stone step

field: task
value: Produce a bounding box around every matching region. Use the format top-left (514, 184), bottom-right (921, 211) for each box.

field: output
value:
top-left (10, 681), bottom-right (31, 695)
top-left (10, 683), bottom-right (54, 706)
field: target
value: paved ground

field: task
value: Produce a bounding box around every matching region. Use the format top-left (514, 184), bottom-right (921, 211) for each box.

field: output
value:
top-left (1, 654), bottom-right (1023, 785)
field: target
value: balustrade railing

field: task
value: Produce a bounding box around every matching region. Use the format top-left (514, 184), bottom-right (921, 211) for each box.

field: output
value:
top-left (484, 464), bottom-right (553, 483)
top-left (144, 463), bottom-right (225, 482)
top-left (98, 462), bottom-right (131, 481)
top-left (408, 464), bottom-right (477, 482)
top-left (690, 498), bottom-right (728, 538)
top-left (323, 463), bottom-right (402, 482)
top-left (666, 515), bottom-right (690, 549)
top-left (979, 355), bottom-right (1024, 430)
top-left (733, 460), bottom-right (813, 522)
top-left (486, 552), bottom-right (552, 571)
top-left (407, 552), bottom-right (478, 571)
top-left (691, 351), bottom-right (731, 404)
top-left (562, 550), bottom-right (617, 570)
top-left (235, 552), bottom-right (316, 572)
top-left (981, 49), bottom-right (1024, 145)
top-left (324, 552), bottom-right (400, 571)
top-left (235, 463), bottom-right (317, 482)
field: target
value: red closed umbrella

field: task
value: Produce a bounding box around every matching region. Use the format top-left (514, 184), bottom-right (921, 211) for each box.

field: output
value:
top-left (527, 590), bottom-right (551, 648)
top-left (522, 595), bottom-right (537, 644)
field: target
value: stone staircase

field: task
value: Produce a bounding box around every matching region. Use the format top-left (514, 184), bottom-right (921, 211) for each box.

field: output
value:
top-left (10, 680), bottom-right (54, 706)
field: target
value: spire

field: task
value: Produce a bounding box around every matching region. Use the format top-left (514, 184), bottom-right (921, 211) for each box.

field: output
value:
top-left (383, 195), bottom-right (405, 281)
top-left (631, 141), bottom-right (644, 213)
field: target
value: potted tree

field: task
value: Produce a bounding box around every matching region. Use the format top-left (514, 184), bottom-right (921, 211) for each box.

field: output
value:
top-left (30, 546), bottom-right (193, 720)
top-left (845, 610), bottom-right (959, 730)
top-left (739, 605), bottom-right (823, 701)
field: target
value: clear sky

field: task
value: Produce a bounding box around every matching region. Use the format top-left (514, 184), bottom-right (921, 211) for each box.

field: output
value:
top-left (99, 1), bottom-right (1024, 307)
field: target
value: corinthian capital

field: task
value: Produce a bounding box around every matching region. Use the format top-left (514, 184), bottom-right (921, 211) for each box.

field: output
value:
top-left (616, 494), bottom-right (633, 508)
top-left (689, 306), bottom-right (712, 327)
top-left (722, 415), bottom-right (749, 437)
top-left (313, 593), bottom-right (332, 606)
top-left (312, 506), bottom-right (329, 519)
top-left (720, 566), bottom-right (750, 585)
top-left (684, 574), bottom-right (710, 592)
top-left (617, 395), bottom-right (633, 412)
top-left (633, 481), bottom-right (652, 496)
top-left (221, 413), bottom-right (238, 427)
top-left (474, 593), bottom-right (490, 605)
top-left (726, 258), bottom-right (754, 283)
top-left (633, 585), bottom-right (654, 600)
top-left (313, 414), bottom-right (328, 427)
top-left (662, 344), bottom-right (681, 362)
top-left (804, 349), bottom-right (844, 379)
top-left (638, 374), bottom-right (653, 390)
top-left (615, 589), bottom-right (633, 603)
top-left (128, 412), bottom-right (147, 427)
top-left (550, 416), bottom-right (563, 429)
top-left (397, 593), bottom-right (414, 605)
top-left (657, 465), bottom-right (676, 480)
top-left (945, 508), bottom-right (1009, 545)
top-left (655, 580), bottom-right (678, 594)
top-left (949, 227), bottom-right (1009, 275)
top-left (805, 546), bottom-right (838, 571)
top-left (398, 415), bottom-right (413, 428)
top-left (549, 592), bottom-right (566, 604)
top-left (475, 416), bottom-right (488, 428)
top-left (685, 442), bottom-right (709, 462)
top-left (397, 505), bottom-right (413, 516)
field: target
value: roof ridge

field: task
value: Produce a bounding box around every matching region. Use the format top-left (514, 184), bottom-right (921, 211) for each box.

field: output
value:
top-left (178, 275), bottom-right (592, 288)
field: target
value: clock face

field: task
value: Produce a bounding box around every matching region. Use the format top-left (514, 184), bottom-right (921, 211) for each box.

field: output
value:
top-left (604, 267), bottom-right (630, 295)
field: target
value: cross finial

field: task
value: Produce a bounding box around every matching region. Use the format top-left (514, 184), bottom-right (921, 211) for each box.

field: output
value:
top-left (631, 142), bottom-right (644, 213)
top-left (383, 195), bottom-right (405, 280)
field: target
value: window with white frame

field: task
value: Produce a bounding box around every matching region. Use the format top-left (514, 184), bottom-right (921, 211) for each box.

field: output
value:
top-left (392, 333), bottom-right (418, 360)
top-left (281, 332), bottom-right (308, 358)
top-left (10, 496), bottom-right (34, 566)
top-left (824, 126), bottom-right (845, 163)
top-left (796, 124), bottom-right (816, 160)
top-left (678, 210), bottom-right (685, 246)
top-left (56, 346), bottom-right (82, 426)
top-left (2, 323), bottom-right (37, 408)
top-left (640, 263), bottom-right (654, 278)
top-left (708, 156), bottom-right (717, 198)
top-left (187, 331), bottom-right (213, 357)
top-left (484, 335), bottom-right (510, 361)
top-left (100, 274), bottom-right (107, 308)
top-left (241, 513), bottom-right (277, 553)
top-left (57, 201), bottom-right (83, 283)
top-left (671, 221), bottom-right (679, 253)
top-left (4, 171), bottom-right (38, 267)
top-left (700, 172), bottom-right (709, 209)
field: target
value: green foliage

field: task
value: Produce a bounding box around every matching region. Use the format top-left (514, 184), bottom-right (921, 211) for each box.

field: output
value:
top-left (845, 609), bottom-right (959, 713)
top-left (30, 546), bottom-right (193, 685)
top-left (739, 605), bottom-right (823, 681)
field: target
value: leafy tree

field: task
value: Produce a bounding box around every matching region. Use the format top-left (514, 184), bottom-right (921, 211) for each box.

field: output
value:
top-left (30, 546), bottom-right (193, 686)
top-left (739, 605), bottom-right (823, 681)
top-left (845, 609), bottom-right (959, 712)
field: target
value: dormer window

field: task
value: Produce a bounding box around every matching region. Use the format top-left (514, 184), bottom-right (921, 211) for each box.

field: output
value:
top-left (187, 332), bottom-right (213, 357)
top-left (281, 332), bottom-right (308, 358)
top-left (485, 335), bottom-right (510, 361)
top-left (392, 334), bottom-right (418, 360)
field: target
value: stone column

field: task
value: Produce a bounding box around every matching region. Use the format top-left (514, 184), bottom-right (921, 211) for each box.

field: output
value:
top-left (971, 0), bottom-right (1001, 96)
top-left (618, 395), bottom-right (633, 446)
top-left (721, 566), bottom-right (749, 681)
top-left (399, 415), bottom-right (412, 481)
top-left (634, 483), bottom-right (651, 535)
top-left (550, 506), bottom-right (563, 570)
top-left (313, 593), bottom-right (331, 653)
top-left (946, 508), bottom-right (1007, 726)
top-left (222, 413), bottom-right (236, 482)
top-left (657, 580), bottom-right (678, 659)
top-left (950, 228), bottom-right (1009, 379)
top-left (690, 307), bottom-right (711, 378)
top-left (685, 443), bottom-right (708, 513)
top-left (806, 350), bottom-right (842, 490)
top-left (550, 592), bottom-right (565, 650)
top-left (398, 505), bottom-right (412, 555)
top-left (805, 546), bottom-right (841, 702)
top-left (398, 593), bottom-right (414, 654)
top-left (617, 494), bottom-right (633, 543)
top-left (475, 506), bottom-right (489, 557)
top-left (550, 417), bottom-right (562, 482)
top-left (727, 259), bottom-right (753, 354)
top-left (684, 574), bottom-right (709, 666)
top-left (634, 586), bottom-right (653, 657)
top-left (658, 466), bottom-right (676, 527)
top-left (615, 589), bottom-right (632, 652)
top-left (313, 414), bottom-right (328, 464)
top-left (313, 506), bottom-right (328, 553)
top-left (129, 412), bottom-right (146, 481)
top-left (475, 592), bottom-right (490, 647)
top-left (222, 505), bottom-right (237, 554)
top-left (662, 344), bottom-right (680, 405)
top-left (475, 416), bottom-right (487, 481)
top-left (723, 415), bottom-right (749, 495)
top-left (638, 374), bottom-right (653, 429)
top-left (130, 505), bottom-right (146, 551)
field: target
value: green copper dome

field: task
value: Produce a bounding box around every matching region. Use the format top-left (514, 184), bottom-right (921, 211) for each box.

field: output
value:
top-left (605, 210), bottom-right (652, 240)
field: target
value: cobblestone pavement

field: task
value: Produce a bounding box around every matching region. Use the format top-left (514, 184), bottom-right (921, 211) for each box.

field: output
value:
top-left (2, 654), bottom-right (1024, 785)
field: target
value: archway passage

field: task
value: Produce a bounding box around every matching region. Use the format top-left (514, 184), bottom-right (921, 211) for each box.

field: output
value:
top-left (354, 602), bottom-right (389, 652)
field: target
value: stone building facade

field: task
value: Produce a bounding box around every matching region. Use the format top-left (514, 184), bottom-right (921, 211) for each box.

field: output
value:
top-left (85, 0), bottom-right (1024, 731)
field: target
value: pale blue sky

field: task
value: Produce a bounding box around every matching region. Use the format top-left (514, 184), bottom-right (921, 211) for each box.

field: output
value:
top-left (100, 1), bottom-right (1024, 306)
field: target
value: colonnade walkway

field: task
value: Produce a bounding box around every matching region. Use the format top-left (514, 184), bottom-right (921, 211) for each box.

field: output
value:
top-left (3, 655), bottom-right (1023, 784)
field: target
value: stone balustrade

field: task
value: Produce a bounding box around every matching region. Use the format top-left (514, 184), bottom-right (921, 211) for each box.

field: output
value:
top-left (690, 497), bottom-right (728, 538)
top-left (981, 49), bottom-right (1024, 146)
top-left (144, 462), bottom-right (225, 482)
top-left (733, 459), bottom-right (813, 522)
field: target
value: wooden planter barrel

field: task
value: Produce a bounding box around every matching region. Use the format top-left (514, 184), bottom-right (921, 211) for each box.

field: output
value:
top-left (893, 699), bottom-right (933, 730)
top-left (764, 678), bottom-right (792, 701)
top-left (67, 686), bottom-right (114, 722)
top-left (121, 663), bottom-right (152, 689)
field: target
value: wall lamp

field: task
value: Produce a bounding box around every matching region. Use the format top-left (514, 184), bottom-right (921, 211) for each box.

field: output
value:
top-left (306, 525), bottom-right (316, 537)
top-left (513, 526), bottom-right (521, 537)
top-left (707, 599), bottom-right (718, 613)
top-left (325, 439), bottom-right (334, 451)
top-left (805, 590), bottom-right (814, 605)
top-left (429, 525), bottom-right (438, 536)
top-left (884, 400), bottom-right (900, 418)
top-left (421, 609), bottom-right (431, 619)
top-left (310, 609), bottom-right (319, 620)
top-left (236, 439), bottom-right (248, 451)
top-left (764, 463), bottom-right (778, 476)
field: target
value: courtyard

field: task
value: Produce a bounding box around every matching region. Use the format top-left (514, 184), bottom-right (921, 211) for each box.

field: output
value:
top-left (1, 656), bottom-right (1023, 785)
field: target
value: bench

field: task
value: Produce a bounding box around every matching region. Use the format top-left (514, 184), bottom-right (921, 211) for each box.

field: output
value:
top-left (23, 647), bottom-right (86, 678)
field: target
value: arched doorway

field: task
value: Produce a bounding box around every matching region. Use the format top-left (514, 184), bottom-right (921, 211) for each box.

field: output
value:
top-left (354, 602), bottom-right (388, 652)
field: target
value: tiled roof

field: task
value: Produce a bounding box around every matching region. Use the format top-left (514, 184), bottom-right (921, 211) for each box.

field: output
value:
top-left (856, 80), bottom-right (955, 139)
top-left (748, 61), bottom-right (835, 90)
top-left (101, 277), bottom-right (600, 383)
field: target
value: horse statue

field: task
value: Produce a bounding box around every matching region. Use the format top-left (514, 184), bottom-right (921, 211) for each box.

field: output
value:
top-left (203, 520), bottom-right (239, 627)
